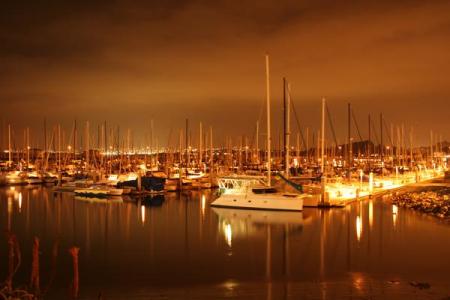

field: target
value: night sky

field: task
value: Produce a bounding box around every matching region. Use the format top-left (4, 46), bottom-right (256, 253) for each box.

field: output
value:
top-left (1, 0), bottom-right (449, 148)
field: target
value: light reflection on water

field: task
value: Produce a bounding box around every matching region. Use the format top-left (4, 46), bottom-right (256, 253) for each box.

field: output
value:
top-left (392, 204), bottom-right (398, 228)
top-left (356, 215), bottom-right (362, 242)
top-left (140, 204), bottom-right (146, 225)
top-left (0, 186), bottom-right (449, 299)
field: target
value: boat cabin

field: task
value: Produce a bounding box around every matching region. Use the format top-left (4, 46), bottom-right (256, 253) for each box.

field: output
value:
top-left (252, 187), bottom-right (278, 194)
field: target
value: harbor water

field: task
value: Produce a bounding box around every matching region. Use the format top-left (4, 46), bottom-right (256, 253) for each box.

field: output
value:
top-left (1, 186), bottom-right (449, 299)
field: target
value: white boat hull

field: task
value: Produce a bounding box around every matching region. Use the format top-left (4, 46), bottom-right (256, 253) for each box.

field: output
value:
top-left (211, 193), bottom-right (304, 211)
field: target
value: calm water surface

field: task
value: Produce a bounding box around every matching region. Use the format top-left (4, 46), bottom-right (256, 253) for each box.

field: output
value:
top-left (1, 186), bottom-right (449, 299)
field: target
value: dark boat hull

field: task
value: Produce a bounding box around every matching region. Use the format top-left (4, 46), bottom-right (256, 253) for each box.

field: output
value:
top-left (117, 176), bottom-right (165, 192)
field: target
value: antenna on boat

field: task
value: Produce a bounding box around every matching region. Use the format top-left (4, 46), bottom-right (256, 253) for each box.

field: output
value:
top-left (265, 54), bottom-right (271, 187)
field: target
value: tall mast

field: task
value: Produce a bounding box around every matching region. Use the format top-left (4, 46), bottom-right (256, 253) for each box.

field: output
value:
top-left (430, 130), bottom-right (433, 166)
top-left (285, 81), bottom-right (291, 177)
top-left (26, 127), bottom-right (30, 167)
top-left (265, 54), bottom-right (271, 186)
top-left (306, 127), bottom-right (309, 163)
top-left (199, 122), bottom-right (203, 169)
top-left (347, 103), bottom-right (351, 171)
top-left (8, 124), bottom-right (11, 165)
top-left (283, 77), bottom-right (286, 170)
top-left (43, 118), bottom-right (47, 170)
top-left (256, 121), bottom-right (259, 164)
top-left (380, 113), bottom-right (384, 169)
top-left (150, 119), bottom-right (154, 167)
top-left (209, 126), bottom-right (213, 171)
top-left (185, 119), bottom-right (190, 168)
top-left (410, 127), bottom-right (413, 169)
top-left (179, 129), bottom-right (183, 164)
top-left (58, 124), bottom-right (61, 171)
top-left (85, 121), bottom-right (90, 169)
top-left (73, 119), bottom-right (77, 160)
top-left (368, 115), bottom-right (371, 171)
top-left (321, 98), bottom-right (325, 174)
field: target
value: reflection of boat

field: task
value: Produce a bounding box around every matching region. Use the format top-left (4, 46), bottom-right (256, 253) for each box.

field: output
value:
top-left (75, 196), bottom-right (123, 203)
top-left (212, 207), bottom-right (307, 226)
top-left (142, 194), bottom-right (165, 206)
top-left (74, 186), bottom-right (124, 198)
top-left (212, 207), bottom-right (307, 242)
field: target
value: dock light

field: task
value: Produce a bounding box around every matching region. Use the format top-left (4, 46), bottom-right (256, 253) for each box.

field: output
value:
top-left (68, 145), bottom-right (72, 151)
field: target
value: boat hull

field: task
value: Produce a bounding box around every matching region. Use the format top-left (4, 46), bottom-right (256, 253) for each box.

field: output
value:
top-left (211, 193), bottom-right (304, 211)
top-left (117, 176), bottom-right (165, 192)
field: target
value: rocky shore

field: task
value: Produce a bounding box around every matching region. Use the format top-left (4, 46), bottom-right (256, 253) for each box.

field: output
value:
top-left (392, 187), bottom-right (450, 219)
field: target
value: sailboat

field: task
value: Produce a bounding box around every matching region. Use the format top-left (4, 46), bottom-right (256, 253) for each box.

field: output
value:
top-left (211, 55), bottom-right (305, 211)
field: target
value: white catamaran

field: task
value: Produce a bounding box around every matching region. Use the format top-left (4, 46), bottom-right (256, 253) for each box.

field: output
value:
top-left (211, 55), bottom-right (305, 211)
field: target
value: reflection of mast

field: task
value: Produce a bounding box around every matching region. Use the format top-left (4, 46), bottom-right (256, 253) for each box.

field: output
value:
top-left (7, 196), bottom-right (12, 231)
top-left (282, 224), bottom-right (290, 299)
top-left (346, 208), bottom-right (351, 271)
top-left (319, 210), bottom-right (326, 278)
top-left (266, 224), bottom-right (272, 300)
top-left (72, 197), bottom-right (76, 246)
top-left (282, 224), bottom-right (290, 276)
top-left (85, 205), bottom-right (90, 255)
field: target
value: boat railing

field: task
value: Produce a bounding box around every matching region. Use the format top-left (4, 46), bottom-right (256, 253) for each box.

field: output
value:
top-left (218, 176), bottom-right (266, 194)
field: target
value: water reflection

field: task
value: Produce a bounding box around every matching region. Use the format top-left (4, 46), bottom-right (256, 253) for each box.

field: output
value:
top-left (1, 187), bottom-right (449, 299)
top-left (356, 215), bottom-right (362, 242)
top-left (142, 194), bottom-right (165, 206)
top-left (368, 201), bottom-right (373, 229)
top-left (224, 223), bottom-right (232, 247)
top-left (201, 194), bottom-right (206, 217)
top-left (141, 205), bottom-right (146, 225)
top-left (392, 204), bottom-right (398, 227)
top-left (18, 192), bottom-right (22, 212)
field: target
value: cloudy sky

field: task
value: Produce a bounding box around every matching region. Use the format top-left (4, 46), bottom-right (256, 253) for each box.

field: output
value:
top-left (1, 0), bottom-right (449, 148)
